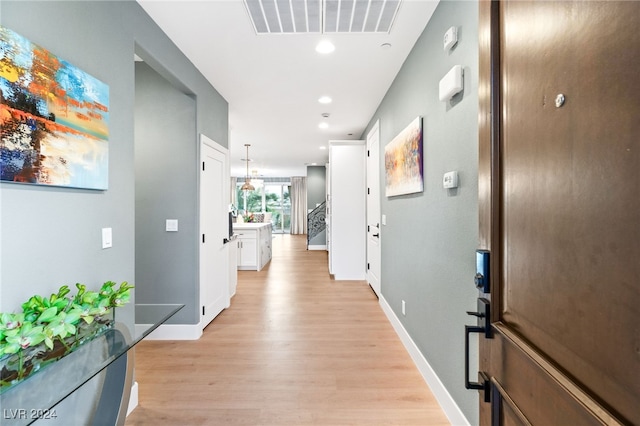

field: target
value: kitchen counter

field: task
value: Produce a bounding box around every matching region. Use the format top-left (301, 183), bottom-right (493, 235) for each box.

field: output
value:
top-left (233, 222), bottom-right (273, 230)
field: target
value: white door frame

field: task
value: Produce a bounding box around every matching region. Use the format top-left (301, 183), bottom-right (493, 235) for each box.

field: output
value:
top-left (199, 134), bottom-right (230, 330)
top-left (366, 121), bottom-right (381, 297)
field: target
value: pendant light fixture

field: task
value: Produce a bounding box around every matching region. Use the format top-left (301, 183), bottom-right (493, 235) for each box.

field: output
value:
top-left (241, 144), bottom-right (255, 191)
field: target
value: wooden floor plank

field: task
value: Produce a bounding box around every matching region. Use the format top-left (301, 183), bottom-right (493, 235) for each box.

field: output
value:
top-left (126, 234), bottom-right (449, 425)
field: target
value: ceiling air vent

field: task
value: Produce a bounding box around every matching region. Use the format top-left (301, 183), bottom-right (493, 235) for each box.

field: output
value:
top-left (243, 0), bottom-right (401, 34)
top-left (244, 0), bottom-right (322, 33)
top-left (324, 0), bottom-right (401, 33)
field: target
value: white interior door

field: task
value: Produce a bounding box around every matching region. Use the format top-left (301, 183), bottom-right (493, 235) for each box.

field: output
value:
top-left (366, 121), bottom-right (381, 296)
top-left (199, 135), bottom-right (230, 329)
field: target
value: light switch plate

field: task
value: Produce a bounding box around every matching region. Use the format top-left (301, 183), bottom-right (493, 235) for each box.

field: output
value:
top-left (381, 214), bottom-right (387, 225)
top-left (102, 227), bottom-right (112, 249)
top-left (166, 219), bottom-right (178, 232)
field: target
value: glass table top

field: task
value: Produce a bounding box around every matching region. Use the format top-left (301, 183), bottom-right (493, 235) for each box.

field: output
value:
top-left (0, 304), bottom-right (183, 425)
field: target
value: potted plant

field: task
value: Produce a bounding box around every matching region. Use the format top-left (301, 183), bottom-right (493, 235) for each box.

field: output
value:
top-left (0, 281), bottom-right (133, 391)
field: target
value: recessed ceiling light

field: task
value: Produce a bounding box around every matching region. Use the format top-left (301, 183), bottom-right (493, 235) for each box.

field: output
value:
top-left (319, 122), bottom-right (329, 129)
top-left (381, 43), bottom-right (392, 49)
top-left (318, 96), bottom-right (332, 104)
top-left (319, 146), bottom-right (327, 150)
top-left (316, 40), bottom-right (335, 54)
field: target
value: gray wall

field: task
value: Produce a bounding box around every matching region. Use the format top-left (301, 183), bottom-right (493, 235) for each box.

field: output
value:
top-left (306, 166), bottom-right (327, 246)
top-left (361, 1), bottom-right (479, 423)
top-left (135, 63), bottom-right (198, 324)
top-left (306, 166), bottom-right (326, 210)
top-left (1, 1), bottom-right (136, 326)
top-left (0, 1), bottom-right (228, 328)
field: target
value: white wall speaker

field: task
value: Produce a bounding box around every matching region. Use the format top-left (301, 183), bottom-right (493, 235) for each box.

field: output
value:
top-left (439, 65), bottom-right (464, 102)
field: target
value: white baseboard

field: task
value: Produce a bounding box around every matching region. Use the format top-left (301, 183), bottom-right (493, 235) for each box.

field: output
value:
top-left (379, 295), bottom-right (470, 426)
top-left (307, 245), bottom-right (327, 250)
top-left (135, 323), bottom-right (202, 340)
top-left (126, 381), bottom-right (139, 416)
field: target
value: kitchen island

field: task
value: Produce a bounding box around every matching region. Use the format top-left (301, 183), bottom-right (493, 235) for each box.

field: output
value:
top-left (233, 222), bottom-right (272, 271)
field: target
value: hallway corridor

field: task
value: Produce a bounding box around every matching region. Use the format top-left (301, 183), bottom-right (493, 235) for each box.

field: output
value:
top-left (126, 235), bottom-right (449, 425)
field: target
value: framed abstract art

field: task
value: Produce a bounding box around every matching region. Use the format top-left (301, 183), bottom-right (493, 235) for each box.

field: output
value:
top-left (384, 116), bottom-right (423, 197)
top-left (0, 26), bottom-right (109, 190)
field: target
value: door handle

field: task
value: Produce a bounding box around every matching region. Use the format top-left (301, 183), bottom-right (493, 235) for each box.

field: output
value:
top-left (465, 325), bottom-right (490, 400)
top-left (464, 298), bottom-right (491, 402)
top-left (372, 233), bottom-right (379, 238)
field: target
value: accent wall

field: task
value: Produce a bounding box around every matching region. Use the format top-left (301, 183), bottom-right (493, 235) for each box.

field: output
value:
top-left (361, 0), bottom-right (480, 423)
top-left (0, 0), bottom-right (228, 339)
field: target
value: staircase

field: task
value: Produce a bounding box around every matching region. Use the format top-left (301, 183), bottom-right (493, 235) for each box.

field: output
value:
top-left (307, 201), bottom-right (326, 248)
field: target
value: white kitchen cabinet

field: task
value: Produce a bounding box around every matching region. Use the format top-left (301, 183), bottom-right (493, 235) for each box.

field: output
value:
top-left (260, 230), bottom-right (272, 267)
top-left (228, 235), bottom-right (238, 297)
top-left (234, 223), bottom-right (272, 271)
top-left (327, 140), bottom-right (366, 280)
top-left (237, 229), bottom-right (257, 268)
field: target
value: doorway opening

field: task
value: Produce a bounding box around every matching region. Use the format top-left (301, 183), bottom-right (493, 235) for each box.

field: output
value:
top-left (265, 183), bottom-right (290, 234)
top-left (235, 180), bottom-right (291, 234)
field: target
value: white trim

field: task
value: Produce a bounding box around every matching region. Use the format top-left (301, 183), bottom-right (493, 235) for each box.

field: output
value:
top-left (379, 295), bottom-right (470, 426)
top-left (135, 323), bottom-right (203, 340)
top-left (126, 381), bottom-right (139, 416)
top-left (307, 245), bottom-right (327, 250)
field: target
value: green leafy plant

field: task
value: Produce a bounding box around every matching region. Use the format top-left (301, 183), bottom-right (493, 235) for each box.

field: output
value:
top-left (0, 281), bottom-right (133, 389)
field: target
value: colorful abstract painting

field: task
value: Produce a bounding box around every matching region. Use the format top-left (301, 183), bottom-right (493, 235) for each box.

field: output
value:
top-left (384, 116), bottom-right (423, 197)
top-left (0, 26), bottom-right (109, 190)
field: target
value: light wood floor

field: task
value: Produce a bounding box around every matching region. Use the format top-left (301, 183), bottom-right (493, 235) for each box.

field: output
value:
top-left (126, 234), bottom-right (449, 425)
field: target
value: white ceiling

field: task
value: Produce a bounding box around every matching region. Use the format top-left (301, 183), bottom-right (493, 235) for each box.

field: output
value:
top-left (137, 0), bottom-right (438, 178)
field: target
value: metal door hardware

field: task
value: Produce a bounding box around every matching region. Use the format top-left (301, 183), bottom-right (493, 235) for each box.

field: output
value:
top-left (465, 298), bottom-right (492, 402)
top-left (466, 297), bottom-right (491, 339)
top-left (475, 250), bottom-right (490, 293)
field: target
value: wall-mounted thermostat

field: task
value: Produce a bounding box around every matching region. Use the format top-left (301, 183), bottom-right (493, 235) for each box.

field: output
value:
top-left (443, 171), bottom-right (459, 189)
top-left (439, 65), bottom-right (464, 101)
top-left (443, 26), bottom-right (458, 51)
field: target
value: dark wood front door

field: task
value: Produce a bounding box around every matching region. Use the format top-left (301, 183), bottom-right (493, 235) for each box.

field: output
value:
top-left (477, 1), bottom-right (640, 424)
